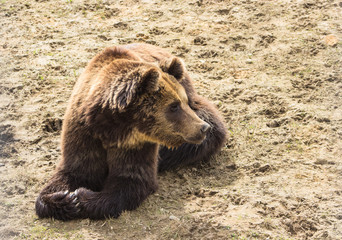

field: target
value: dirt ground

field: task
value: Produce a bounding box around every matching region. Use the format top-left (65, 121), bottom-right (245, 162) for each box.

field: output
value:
top-left (1, 0), bottom-right (341, 239)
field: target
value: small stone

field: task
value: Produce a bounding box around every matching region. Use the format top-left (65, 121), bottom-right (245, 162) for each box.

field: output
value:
top-left (253, 162), bottom-right (261, 168)
top-left (259, 164), bottom-right (271, 172)
top-left (314, 159), bottom-right (335, 165)
top-left (226, 162), bottom-right (237, 170)
top-left (113, 21), bottom-right (128, 28)
top-left (194, 36), bottom-right (207, 45)
top-left (323, 34), bottom-right (338, 47)
top-left (98, 35), bottom-right (109, 41)
top-left (316, 117), bottom-right (331, 123)
top-left (169, 215), bottom-right (180, 221)
top-left (209, 190), bottom-right (219, 196)
top-left (246, 59), bottom-right (253, 64)
top-left (266, 120), bottom-right (280, 128)
top-left (314, 159), bottom-right (328, 165)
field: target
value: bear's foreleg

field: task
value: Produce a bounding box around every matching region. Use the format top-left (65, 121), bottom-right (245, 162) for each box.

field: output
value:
top-left (158, 95), bottom-right (227, 171)
top-left (72, 144), bottom-right (158, 220)
top-left (74, 176), bottom-right (157, 219)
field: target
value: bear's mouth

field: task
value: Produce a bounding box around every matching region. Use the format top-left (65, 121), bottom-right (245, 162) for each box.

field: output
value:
top-left (162, 134), bottom-right (187, 148)
top-left (162, 132), bottom-right (206, 148)
top-left (183, 133), bottom-right (206, 145)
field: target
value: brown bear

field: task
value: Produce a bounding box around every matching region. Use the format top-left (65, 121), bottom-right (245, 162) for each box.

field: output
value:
top-left (35, 43), bottom-right (227, 220)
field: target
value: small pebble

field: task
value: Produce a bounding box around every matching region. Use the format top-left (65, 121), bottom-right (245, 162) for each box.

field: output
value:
top-left (169, 215), bottom-right (180, 221)
top-left (323, 34), bottom-right (338, 47)
top-left (246, 59), bottom-right (253, 64)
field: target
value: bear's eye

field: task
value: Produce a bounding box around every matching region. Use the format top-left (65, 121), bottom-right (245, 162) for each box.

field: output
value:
top-left (169, 102), bottom-right (180, 112)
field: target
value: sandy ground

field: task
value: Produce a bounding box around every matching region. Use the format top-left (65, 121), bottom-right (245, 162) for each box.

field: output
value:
top-left (1, 0), bottom-right (342, 239)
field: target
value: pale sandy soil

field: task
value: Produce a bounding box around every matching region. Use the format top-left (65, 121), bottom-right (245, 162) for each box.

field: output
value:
top-left (0, 0), bottom-right (342, 239)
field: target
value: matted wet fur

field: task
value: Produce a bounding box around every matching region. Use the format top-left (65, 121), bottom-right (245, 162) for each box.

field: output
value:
top-left (35, 44), bottom-right (227, 220)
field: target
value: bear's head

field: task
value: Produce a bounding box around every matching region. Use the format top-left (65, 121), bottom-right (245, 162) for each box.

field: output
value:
top-left (86, 57), bottom-right (210, 148)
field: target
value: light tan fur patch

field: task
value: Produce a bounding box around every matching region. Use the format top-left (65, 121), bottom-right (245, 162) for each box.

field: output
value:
top-left (104, 128), bottom-right (161, 149)
top-left (159, 73), bottom-right (188, 104)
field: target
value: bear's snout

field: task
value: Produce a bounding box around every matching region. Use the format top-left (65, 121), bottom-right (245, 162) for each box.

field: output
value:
top-left (200, 122), bottom-right (211, 134)
top-left (182, 121), bottom-right (210, 145)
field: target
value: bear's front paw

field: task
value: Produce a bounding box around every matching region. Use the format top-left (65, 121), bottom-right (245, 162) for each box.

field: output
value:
top-left (71, 187), bottom-right (92, 200)
top-left (72, 188), bottom-right (122, 219)
top-left (40, 190), bottom-right (82, 221)
top-left (69, 188), bottom-right (93, 218)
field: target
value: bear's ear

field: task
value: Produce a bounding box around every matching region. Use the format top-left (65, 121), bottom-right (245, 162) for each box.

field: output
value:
top-left (159, 57), bottom-right (185, 81)
top-left (113, 67), bottom-right (160, 111)
top-left (139, 67), bottom-right (160, 93)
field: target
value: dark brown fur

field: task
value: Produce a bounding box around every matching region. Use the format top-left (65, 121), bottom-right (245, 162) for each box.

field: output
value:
top-left (35, 44), bottom-right (226, 220)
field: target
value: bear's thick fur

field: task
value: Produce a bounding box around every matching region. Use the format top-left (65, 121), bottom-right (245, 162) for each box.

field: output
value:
top-left (35, 44), bottom-right (227, 220)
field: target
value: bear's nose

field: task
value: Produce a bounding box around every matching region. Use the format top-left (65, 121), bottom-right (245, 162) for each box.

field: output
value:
top-left (200, 123), bottom-right (211, 134)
